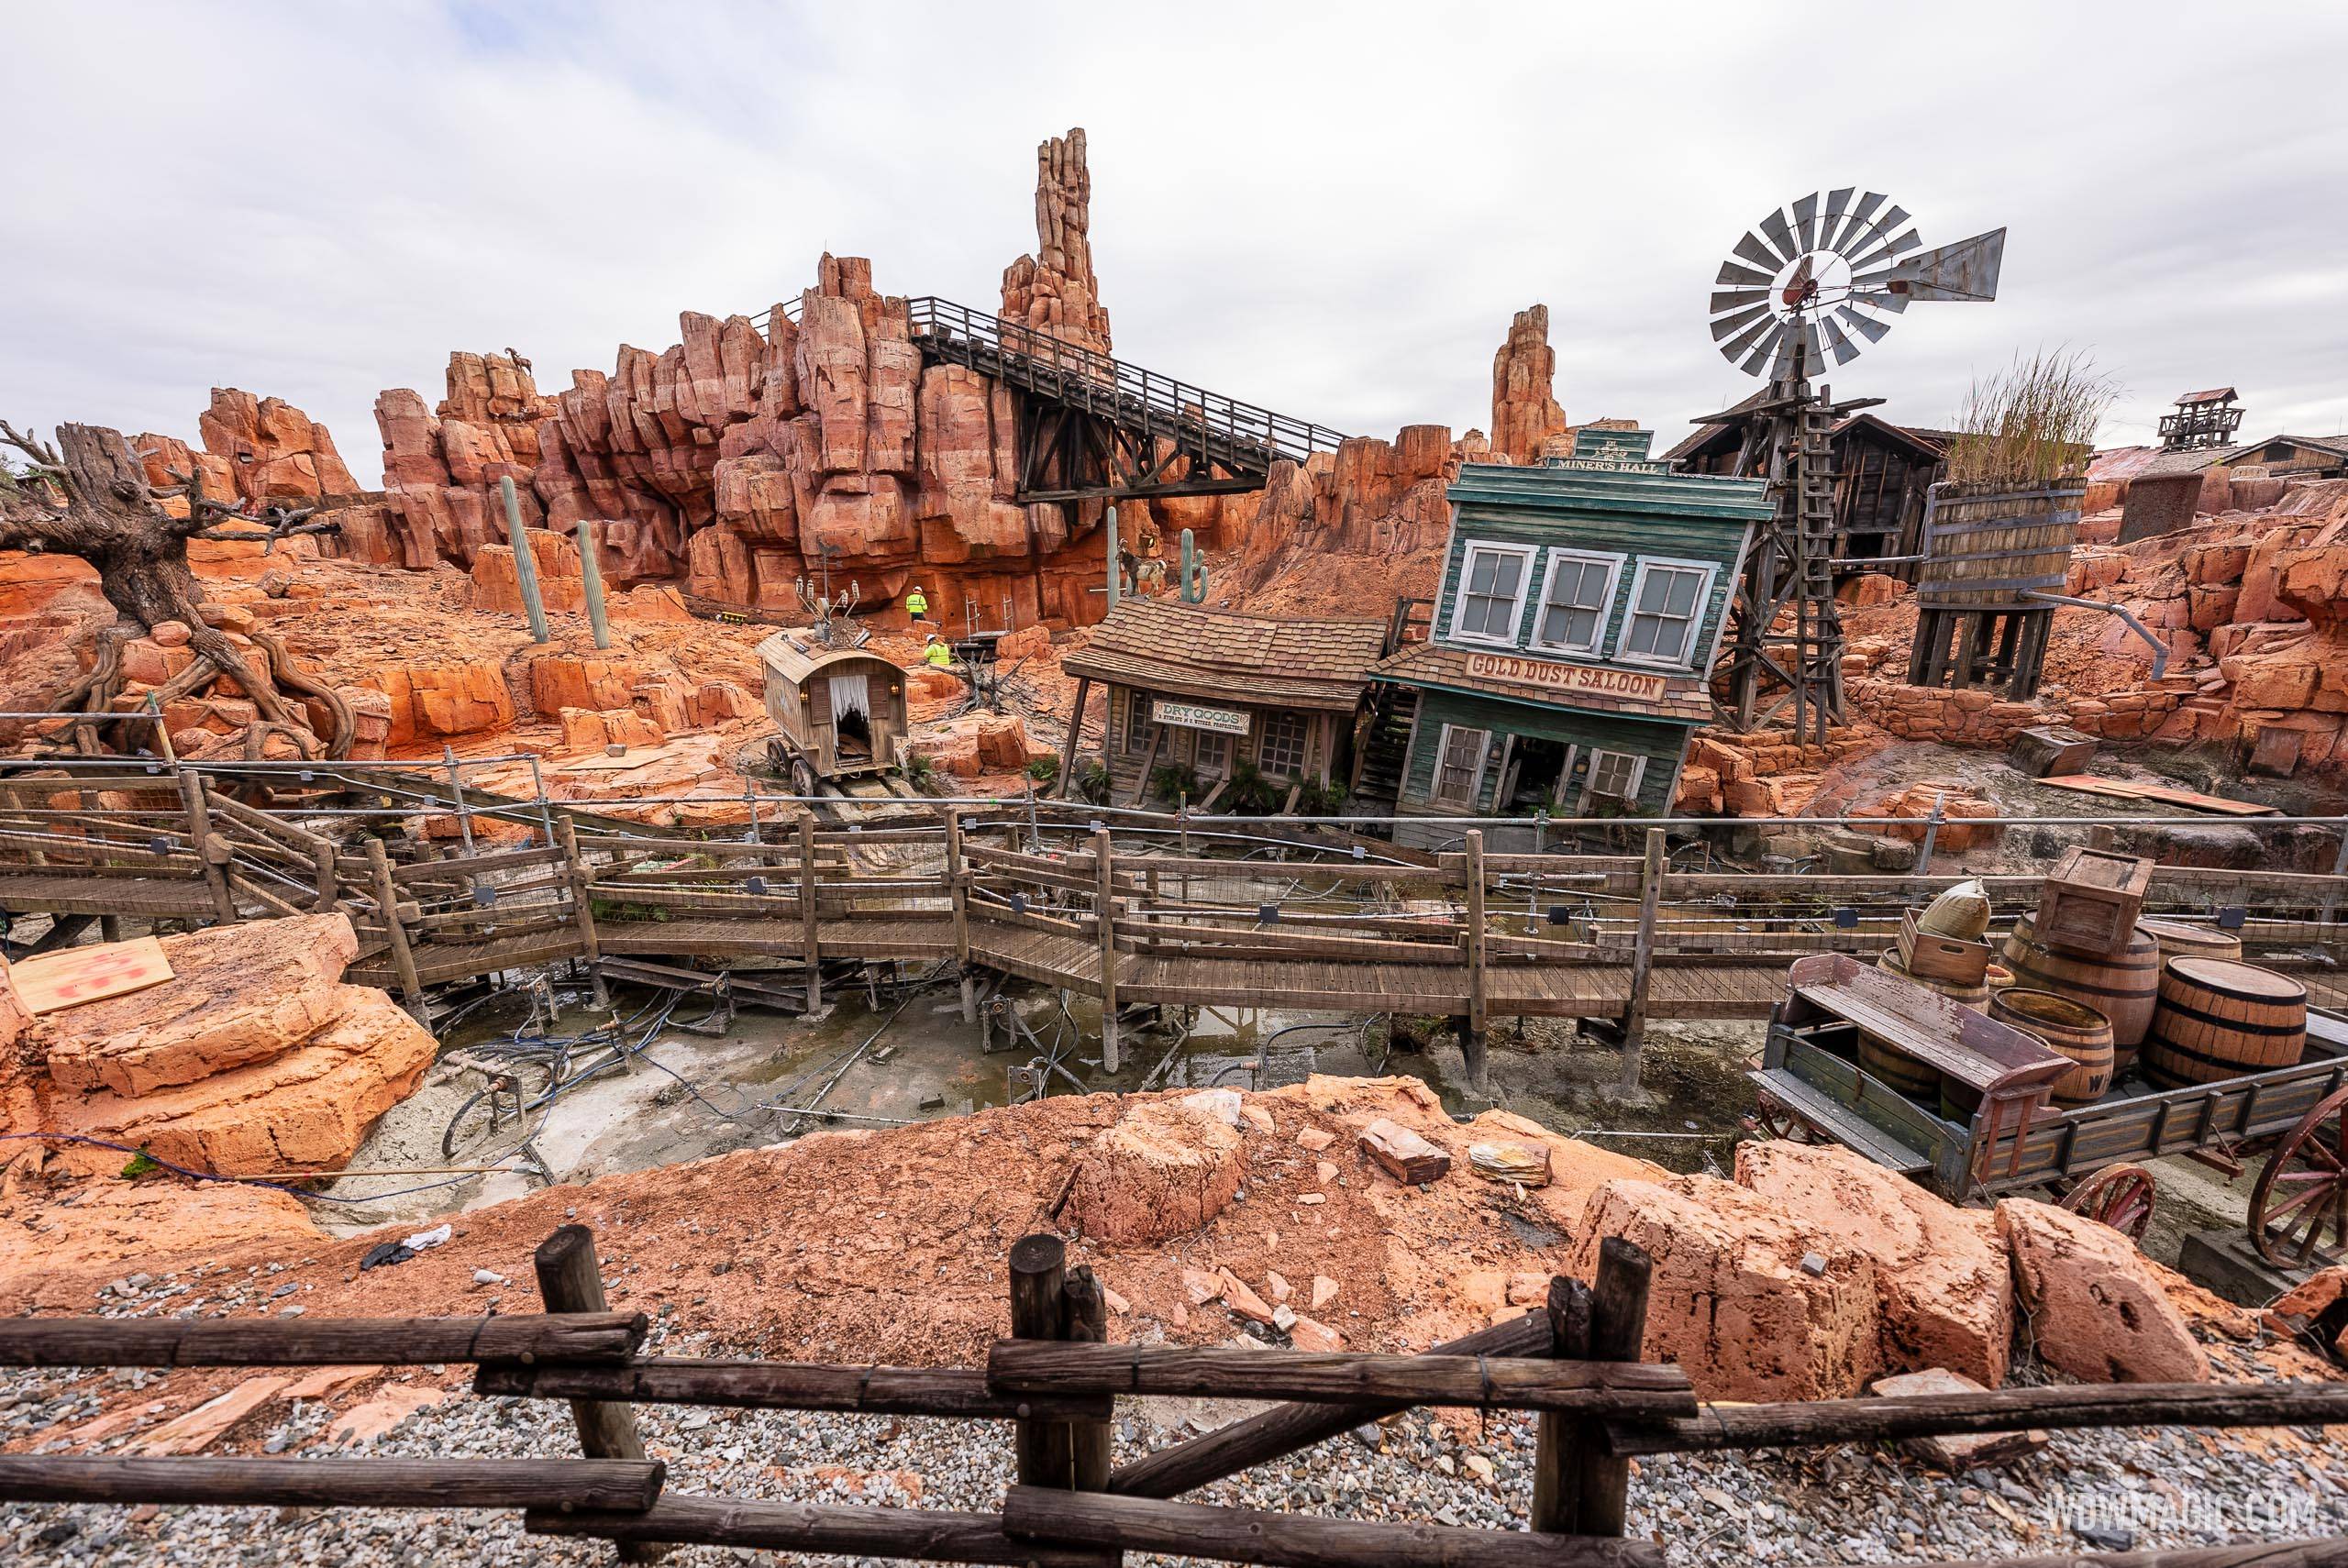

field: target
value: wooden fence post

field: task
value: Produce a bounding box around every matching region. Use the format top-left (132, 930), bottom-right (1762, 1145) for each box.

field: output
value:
top-left (1577, 1238), bottom-right (1652, 1537)
top-left (362, 837), bottom-right (425, 1020)
top-left (1008, 1232), bottom-right (1117, 1564)
top-left (798, 815), bottom-right (823, 1011)
top-left (534, 1224), bottom-right (664, 1562)
top-left (178, 768), bottom-right (237, 923)
top-left (947, 807), bottom-right (976, 1023)
top-left (1615, 829), bottom-right (1667, 1094)
top-left (1092, 827), bottom-right (1120, 1073)
top-left (1461, 829), bottom-right (1489, 1093)
top-left (1532, 1275), bottom-right (1594, 1534)
top-left (555, 818), bottom-right (608, 1008)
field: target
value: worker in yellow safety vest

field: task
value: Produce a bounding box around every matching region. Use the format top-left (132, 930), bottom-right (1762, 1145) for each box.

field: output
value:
top-left (905, 584), bottom-right (929, 624)
top-left (922, 634), bottom-right (954, 670)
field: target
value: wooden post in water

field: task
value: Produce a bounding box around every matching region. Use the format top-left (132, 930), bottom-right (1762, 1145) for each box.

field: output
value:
top-left (1092, 826), bottom-right (1120, 1073)
top-left (179, 769), bottom-right (237, 923)
top-left (555, 818), bottom-right (607, 1008)
top-left (946, 807), bottom-right (976, 1023)
top-left (362, 836), bottom-right (425, 1019)
top-left (533, 1225), bottom-right (663, 1562)
top-left (1461, 829), bottom-right (1489, 1093)
top-left (798, 815), bottom-right (823, 1011)
top-left (1615, 829), bottom-right (1667, 1094)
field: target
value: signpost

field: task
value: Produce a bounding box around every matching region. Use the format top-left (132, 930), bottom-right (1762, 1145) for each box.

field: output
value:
top-left (1150, 699), bottom-right (1250, 736)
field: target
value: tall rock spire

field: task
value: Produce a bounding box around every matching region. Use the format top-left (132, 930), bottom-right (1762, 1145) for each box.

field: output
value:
top-left (1491, 304), bottom-right (1567, 465)
top-left (1001, 128), bottom-right (1112, 354)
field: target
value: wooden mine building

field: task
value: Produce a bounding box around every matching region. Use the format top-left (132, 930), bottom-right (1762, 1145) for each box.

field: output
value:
top-left (1057, 600), bottom-right (1387, 809)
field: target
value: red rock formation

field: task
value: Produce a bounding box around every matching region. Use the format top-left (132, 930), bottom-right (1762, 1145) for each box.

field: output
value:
top-left (1000, 128), bottom-right (1111, 354)
top-left (194, 389), bottom-right (362, 502)
top-left (1490, 305), bottom-right (1567, 466)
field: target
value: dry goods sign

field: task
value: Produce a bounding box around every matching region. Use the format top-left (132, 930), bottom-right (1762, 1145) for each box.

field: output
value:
top-left (1152, 699), bottom-right (1251, 735)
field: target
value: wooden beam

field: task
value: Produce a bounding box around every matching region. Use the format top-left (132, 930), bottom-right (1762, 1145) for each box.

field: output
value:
top-left (529, 1495), bottom-right (1103, 1566)
top-left (0, 1456), bottom-right (663, 1513)
top-left (473, 1357), bottom-right (1107, 1420)
top-left (985, 1342), bottom-right (1693, 1415)
top-left (0, 1313), bottom-right (643, 1368)
top-left (1002, 1486), bottom-right (1662, 1568)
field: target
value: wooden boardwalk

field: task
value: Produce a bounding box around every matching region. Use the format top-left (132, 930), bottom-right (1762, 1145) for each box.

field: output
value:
top-left (6, 782), bottom-right (2345, 1052)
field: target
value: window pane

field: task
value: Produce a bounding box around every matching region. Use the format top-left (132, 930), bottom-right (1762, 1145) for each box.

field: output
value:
top-left (1626, 616), bottom-right (1660, 656)
top-left (1490, 554), bottom-right (1523, 596)
top-left (1636, 569), bottom-right (1671, 613)
top-left (1664, 569), bottom-right (1701, 617)
top-left (1468, 553), bottom-right (1498, 593)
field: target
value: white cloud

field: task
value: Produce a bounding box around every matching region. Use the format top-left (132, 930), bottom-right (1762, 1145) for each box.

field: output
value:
top-left (6, 0), bottom-right (2344, 488)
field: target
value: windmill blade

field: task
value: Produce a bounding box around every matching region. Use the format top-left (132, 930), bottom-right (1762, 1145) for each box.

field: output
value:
top-left (1758, 207), bottom-right (1800, 265)
top-left (1849, 224), bottom-right (1921, 274)
top-left (1738, 320), bottom-right (1789, 375)
top-left (1733, 232), bottom-right (1783, 271)
top-left (1722, 312), bottom-right (1779, 362)
top-left (1834, 304), bottom-right (1892, 345)
top-left (1817, 314), bottom-right (1861, 366)
top-left (1820, 187), bottom-right (1855, 246)
top-left (1847, 287), bottom-right (1911, 315)
top-left (1882, 227), bottom-right (2006, 302)
top-left (1710, 288), bottom-right (1770, 315)
top-left (1828, 191), bottom-right (1887, 252)
top-left (1792, 191), bottom-right (1821, 254)
top-left (1715, 259), bottom-right (1774, 287)
top-left (1710, 303), bottom-right (1772, 340)
top-left (1841, 203), bottom-right (1911, 265)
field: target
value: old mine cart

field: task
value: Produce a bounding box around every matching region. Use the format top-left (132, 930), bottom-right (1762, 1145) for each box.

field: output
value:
top-left (755, 631), bottom-right (909, 796)
top-left (1754, 954), bottom-right (2348, 1268)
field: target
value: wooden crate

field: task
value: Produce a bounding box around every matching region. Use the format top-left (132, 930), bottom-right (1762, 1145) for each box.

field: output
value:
top-left (2034, 846), bottom-right (2154, 957)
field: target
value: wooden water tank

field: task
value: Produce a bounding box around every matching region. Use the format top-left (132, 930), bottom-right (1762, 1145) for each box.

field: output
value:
top-left (2142, 959), bottom-right (2306, 1088)
top-left (1988, 988), bottom-right (2114, 1108)
top-left (2000, 914), bottom-right (2160, 1057)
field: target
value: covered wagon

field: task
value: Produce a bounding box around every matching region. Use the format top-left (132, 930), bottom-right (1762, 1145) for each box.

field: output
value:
top-left (756, 632), bottom-right (908, 794)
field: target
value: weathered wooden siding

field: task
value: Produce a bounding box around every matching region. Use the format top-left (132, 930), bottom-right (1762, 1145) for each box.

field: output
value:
top-left (1397, 689), bottom-right (1687, 817)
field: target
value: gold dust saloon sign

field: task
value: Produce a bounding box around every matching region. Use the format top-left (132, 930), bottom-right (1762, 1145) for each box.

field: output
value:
top-left (1464, 652), bottom-right (1669, 703)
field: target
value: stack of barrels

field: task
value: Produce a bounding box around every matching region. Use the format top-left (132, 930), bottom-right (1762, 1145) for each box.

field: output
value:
top-left (2142, 949), bottom-right (2306, 1089)
top-left (2000, 911), bottom-right (2160, 1077)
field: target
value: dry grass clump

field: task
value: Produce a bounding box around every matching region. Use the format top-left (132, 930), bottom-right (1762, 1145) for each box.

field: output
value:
top-left (1944, 348), bottom-right (2117, 487)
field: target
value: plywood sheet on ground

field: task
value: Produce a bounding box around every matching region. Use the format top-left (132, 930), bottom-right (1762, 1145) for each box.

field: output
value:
top-left (10, 936), bottom-right (173, 1014)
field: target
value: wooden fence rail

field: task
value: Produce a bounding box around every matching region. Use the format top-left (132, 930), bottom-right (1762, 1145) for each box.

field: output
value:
top-left (1, 1224), bottom-right (2344, 1568)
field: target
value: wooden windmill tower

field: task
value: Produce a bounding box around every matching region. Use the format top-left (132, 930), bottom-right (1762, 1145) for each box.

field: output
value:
top-left (1697, 190), bottom-right (2006, 743)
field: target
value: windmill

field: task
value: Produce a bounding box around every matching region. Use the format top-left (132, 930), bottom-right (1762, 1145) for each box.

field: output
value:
top-left (1696, 189), bottom-right (2005, 742)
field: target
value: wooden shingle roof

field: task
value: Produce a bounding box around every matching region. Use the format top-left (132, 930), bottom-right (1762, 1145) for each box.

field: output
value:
top-left (1061, 600), bottom-right (1389, 712)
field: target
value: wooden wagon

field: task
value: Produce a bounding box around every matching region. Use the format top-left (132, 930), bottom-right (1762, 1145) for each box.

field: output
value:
top-left (1752, 954), bottom-right (2348, 1268)
top-left (755, 633), bottom-right (909, 795)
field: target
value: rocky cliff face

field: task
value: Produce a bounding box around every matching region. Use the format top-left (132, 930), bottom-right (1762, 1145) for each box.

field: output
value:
top-left (1000, 128), bottom-right (1112, 354)
top-left (1490, 304), bottom-right (1567, 466)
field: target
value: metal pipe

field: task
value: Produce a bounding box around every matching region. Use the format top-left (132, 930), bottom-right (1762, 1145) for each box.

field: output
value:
top-left (2023, 590), bottom-right (2169, 677)
top-left (499, 476), bottom-right (550, 644)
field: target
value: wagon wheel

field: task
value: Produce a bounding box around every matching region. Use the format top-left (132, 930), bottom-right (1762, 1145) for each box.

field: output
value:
top-left (791, 757), bottom-right (816, 798)
top-left (2250, 1085), bottom-right (2348, 1269)
top-left (2061, 1163), bottom-right (2157, 1242)
top-left (1748, 1093), bottom-right (1823, 1144)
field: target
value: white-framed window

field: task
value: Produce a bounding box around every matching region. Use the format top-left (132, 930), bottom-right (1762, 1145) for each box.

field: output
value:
top-left (1257, 711), bottom-right (1309, 779)
top-left (1580, 748), bottom-right (1647, 808)
top-left (1124, 690), bottom-right (1156, 755)
top-left (1617, 559), bottom-right (1715, 668)
top-left (1433, 723), bottom-right (1490, 807)
top-left (1531, 549), bottom-right (1623, 656)
top-left (1447, 542), bottom-right (1535, 646)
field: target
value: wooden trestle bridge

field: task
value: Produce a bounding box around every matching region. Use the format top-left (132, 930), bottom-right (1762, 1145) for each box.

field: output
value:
top-left (3, 756), bottom-right (2346, 1085)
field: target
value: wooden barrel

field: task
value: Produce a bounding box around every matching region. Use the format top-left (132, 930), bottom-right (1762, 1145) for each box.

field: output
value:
top-left (2137, 918), bottom-right (2243, 964)
top-left (1999, 914), bottom-right (2160, 1055)
top-left (1856, 1032), bottom-right (1942, 1107)
top-left (1878, 950), bottom-right (1989, 1011)
top-left (2142, 958), bottom-right (2306, 1088)
top-left (1989, 988), bottom-right (2115, 1108)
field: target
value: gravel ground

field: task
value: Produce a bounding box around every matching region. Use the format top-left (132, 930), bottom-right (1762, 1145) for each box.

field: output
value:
top-left (6, 1336), bottom-right (2345, 1567)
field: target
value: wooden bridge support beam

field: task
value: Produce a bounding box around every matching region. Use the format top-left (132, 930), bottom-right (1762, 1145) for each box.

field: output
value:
top-left (555, 819), bottom-right (608, 1009)
top-left (1092, 827), bottom-right (1120, 1074)
top-left (798, 816), bottom-right (823, 1012)
top-left (1460, 829), bottom-right (1490, 1095)
top-left (1613, 830), bottom-right (1667, 1097)
top-left (177, 769), bottom-right (236, 924)
top-left (947, 807), bottom-right (976, 1024)
top-left (362, 837), bottom-right (425, 1021)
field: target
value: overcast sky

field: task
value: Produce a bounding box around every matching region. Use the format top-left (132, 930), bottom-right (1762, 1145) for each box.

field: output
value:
top-left (11, 2), bottom-right (2346, 488)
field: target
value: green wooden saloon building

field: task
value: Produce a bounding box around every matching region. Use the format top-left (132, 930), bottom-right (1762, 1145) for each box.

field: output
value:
top-left (1366, 432), bottom-right (1768, 848)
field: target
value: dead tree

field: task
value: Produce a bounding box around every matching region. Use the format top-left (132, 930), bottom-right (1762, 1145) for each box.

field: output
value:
top-left (0, 420), bottom-right (353, 759)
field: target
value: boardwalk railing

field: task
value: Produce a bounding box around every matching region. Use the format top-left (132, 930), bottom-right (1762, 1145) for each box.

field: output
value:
top-left (5, 1225), bottom-right (2348, 1568)
top-left (4, 758), bottom-right (2347, 1081)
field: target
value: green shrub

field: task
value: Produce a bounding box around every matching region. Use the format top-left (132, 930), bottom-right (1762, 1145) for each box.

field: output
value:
top-left (1076, 760), bottom-right (1112, 805)
top-left (1225, 759), bottom-right (1279, 815)
top-left (1025, 755), bottom-right (1059, 783)
top-left (1148, 762), bottom-right (1200, 804)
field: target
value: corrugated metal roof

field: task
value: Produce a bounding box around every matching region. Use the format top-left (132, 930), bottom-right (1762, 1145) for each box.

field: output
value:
top-left (1447, 462), bottom-right (1771, 523)
top-left (2177, 387), bottom-right (2238, 405)
top-left (1060, 600), bottom-right (1387, 712)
